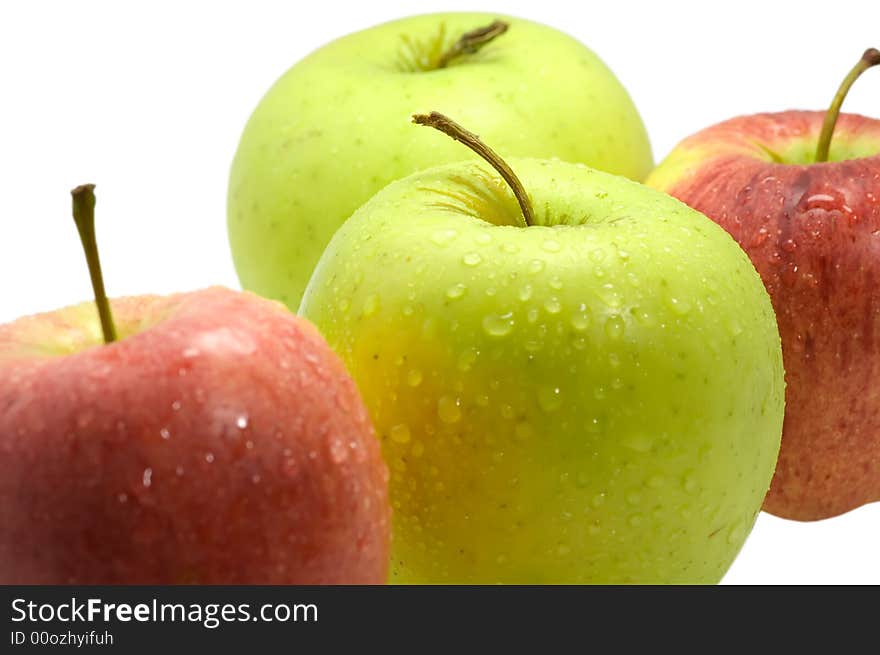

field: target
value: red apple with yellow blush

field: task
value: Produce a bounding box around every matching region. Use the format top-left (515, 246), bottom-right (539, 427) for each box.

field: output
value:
top-left (647, 49), bottom-right (880, 520)
top-left (0, 185), bottom-right (391, 583)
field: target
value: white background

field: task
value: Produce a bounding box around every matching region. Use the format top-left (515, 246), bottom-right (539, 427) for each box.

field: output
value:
top-left (1, 0), bottom-right (878, 584)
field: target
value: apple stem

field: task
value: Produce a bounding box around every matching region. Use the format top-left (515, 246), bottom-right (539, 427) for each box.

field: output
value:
top-left (71, 184), bottom-right (117, 344)
top-left (815, 48), bottom-right (880, 163)
top-left (435, 20), bottom-right (508, 69)
top-left (412, 112), bottom-right (534, 228)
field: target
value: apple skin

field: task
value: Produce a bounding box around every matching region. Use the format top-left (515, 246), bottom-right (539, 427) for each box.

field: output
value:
top-left (0, 286), bottom-right (390, 584)
top-left (647, 110), bottom-right (880, 520)
top-left (299, 158), bottom-right (784, 583)
top-left (228, 12), bottom-right (653, 310)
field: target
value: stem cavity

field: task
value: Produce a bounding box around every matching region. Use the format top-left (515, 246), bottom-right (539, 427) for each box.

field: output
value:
top-left (815, 47), bottom-right (880, 163)
top-left (71, 184), bottom-right (117, 344)
top-left (412, 111), bottom-right (534, 228)
top-left (435, 20), bottom-right (508, 69)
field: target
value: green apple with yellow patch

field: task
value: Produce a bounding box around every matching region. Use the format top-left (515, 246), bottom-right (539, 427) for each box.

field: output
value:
top-left (228, 12), bottom-right (653, 310)
top-left (299, 113), bottom-right (784, 583)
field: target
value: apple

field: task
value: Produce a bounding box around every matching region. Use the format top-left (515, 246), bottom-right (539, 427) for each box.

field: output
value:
top-left (0, 185), bottom-right (390, 584)
top-left (299, 113), bottom-right (784, 583)
top-left (228, 12), bottom-right (653, 311)
top-left (646, 49), bottom-right (880, 520)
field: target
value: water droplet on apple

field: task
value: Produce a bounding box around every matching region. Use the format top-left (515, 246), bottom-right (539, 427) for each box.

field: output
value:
top-left (727, 519), bottom-right (745, 545)
top-left (329, 439), bottom-right (349, 463)
top-left (598, 283), bottom-right (622, 309)
top-left (542, 239), bottom-right (561, 253)
top-left (457, 348), bottom-right (478, 372)
top-left (205, 452), bottom-right (215, 463)
top-left (236, 414), bottom-right (249, 430)
top-left (537, 386), bottom-right (562, 412)
top-left (437, 396), bottom-right (462, 423)
top-left (526, 308), bottom-right (539, 324)
top-left (647, 474), bottom-right (665, 488)
top-left (781, 238), bottom-right (797, 253)
top-left (682, 471), bottom-right (698, 494)
top-left (446, 283), bottom-right (467, 300)
top-left (524, 339), bottom-right (543, 352)
top-left (549, 276), bottom-right (563, 290)
top-left (528, 259), bottom-right (545, 274)
top-left (667, 296), bottom-right (691, 315)
top-left (363, 294), bottom-right (380, 316)
top-left (407, 369), bottom-right (423, 387)
top-left (519, 284), bottom-right (533, 301)
top-left (482, 312), bottom-right (514, 337)
top-left (624, 434), bottom-right (653, 453)
top-left (390, 424), bottom-right (411, 443)
top-left (604, 314), bottom-right (625, 339)
top-left (175, 466), bottom-right (184, 477)
top-left (475, 232), bottom-right (491, 245)
top-left (570, 304), bottom-right (591, 330)
top-left (430, 228), bottom-right (457, 245)
top-left (462, 252), bottom-right (482, 267)
top-left (781, 262), bottom-right (799, 287)
top-left (117, 492), bottom-right (128, 504)
top-left (541, 297), bottom-right (560, 314)
top-left (591, 493), bottom-right (606, 508)
top-left (142, 468), bottom-right (153, 488)
top-left (159, 427), bottom-right (171, 440)
top-left (750, 226), bottom-right (769, 248)
top-left (337, 297), bottom-right (350, 313)
top-left (804, 193), bottom-right (837, 209)
top-left (252, 473), bottom-right (262, 484)
top-left (182, 347), bottom-right (200, 358)
top-left (632, 307), bottom-right (654, 326)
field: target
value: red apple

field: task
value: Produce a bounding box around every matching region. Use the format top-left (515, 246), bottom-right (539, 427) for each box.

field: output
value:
top-left (0, 186), bottom-right (390, 583)
top-left (647, 49), bottom-right (880, 520)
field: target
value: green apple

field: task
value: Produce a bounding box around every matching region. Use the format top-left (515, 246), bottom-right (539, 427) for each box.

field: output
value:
top-left (228, 12), bottom-right (653, 310)
top-left (299, 114), bottom-right (785, 584)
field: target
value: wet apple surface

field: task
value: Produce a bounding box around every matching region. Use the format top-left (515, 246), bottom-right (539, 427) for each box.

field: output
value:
top-left (301, 113), bottom-right (785, 582)
top-left (0, 184), bottom-right (390, 584)
top-left (0, 288), bottom-right (391, 583)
